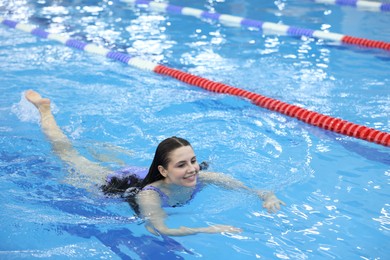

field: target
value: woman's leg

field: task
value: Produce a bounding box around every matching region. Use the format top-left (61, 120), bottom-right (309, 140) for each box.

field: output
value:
top-left (25, 90), bottom-right (110, 187)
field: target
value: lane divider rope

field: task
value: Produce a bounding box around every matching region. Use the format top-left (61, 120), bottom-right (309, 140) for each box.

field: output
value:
top-left (311, 0), bottom-right (390, 12)
top-left (119, 0), bottom-right (390, 52)
top-left (1, 18), bottom-right (389, 147)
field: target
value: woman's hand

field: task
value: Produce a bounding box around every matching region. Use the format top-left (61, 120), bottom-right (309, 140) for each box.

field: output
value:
top-left (259, 192), bottom-right (286, 213)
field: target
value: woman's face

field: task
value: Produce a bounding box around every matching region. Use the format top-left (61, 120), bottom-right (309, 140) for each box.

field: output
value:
top-left (159, 146), bottom-right (200, 187)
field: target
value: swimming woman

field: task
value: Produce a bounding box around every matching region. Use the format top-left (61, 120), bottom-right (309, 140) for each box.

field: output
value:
top-left (25, 89), bottom-right (285, 236)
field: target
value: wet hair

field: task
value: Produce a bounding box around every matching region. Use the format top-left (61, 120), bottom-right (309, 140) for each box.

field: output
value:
top-left (101, 174), bottom-right (143, 195)
top-left (140, 136), bottom-right (192, 189)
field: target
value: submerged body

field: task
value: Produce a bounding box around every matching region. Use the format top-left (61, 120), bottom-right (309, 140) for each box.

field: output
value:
top-left (25, 89), bottom-right (285, 236)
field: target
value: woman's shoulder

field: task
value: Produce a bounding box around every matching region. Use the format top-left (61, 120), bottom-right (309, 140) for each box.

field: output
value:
top-left (143, 179), bottom-right (164, 189)
top-left (140, 180), bottom-right (166, 197)
top-left (137, 182), bottom-right (169, 207)
top-left (137, 187), bottom-right (162, 202)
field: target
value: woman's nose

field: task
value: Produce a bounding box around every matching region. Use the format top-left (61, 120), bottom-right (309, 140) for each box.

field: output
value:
top-left (188, 163), bottom-right (198, 172)
top-left (188, 165), bottom-right (195, 172)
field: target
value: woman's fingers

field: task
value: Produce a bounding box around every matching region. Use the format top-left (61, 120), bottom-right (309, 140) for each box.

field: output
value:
top-left (263, 199), bottom-right (285, 213)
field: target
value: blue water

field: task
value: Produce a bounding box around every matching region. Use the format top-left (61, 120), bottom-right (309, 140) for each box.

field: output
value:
top-left (1, 0), bottom-right (389, 259)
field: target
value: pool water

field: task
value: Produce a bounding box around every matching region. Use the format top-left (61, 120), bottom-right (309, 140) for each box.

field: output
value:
top-left (0, 0), bottom-right (389, 259)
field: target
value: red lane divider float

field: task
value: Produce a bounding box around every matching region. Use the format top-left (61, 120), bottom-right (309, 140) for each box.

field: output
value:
top-left (154, 65), bottom-right (390, 146)
top-left (1, 18), bottom-right (389, 147)
top-left (342, 36), bottom-right (390, 50)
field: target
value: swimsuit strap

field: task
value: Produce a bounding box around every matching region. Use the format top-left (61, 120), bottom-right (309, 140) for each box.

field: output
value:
top-left (142, 185), bottom-right (170, 207)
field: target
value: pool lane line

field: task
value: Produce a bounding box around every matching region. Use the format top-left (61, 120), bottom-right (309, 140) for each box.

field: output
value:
top-left (119, 0), bottom-right (390, 52)
top-left (1, 18), bottom-right (389, 147)
top-left (311, 0), bottom-right (390, 12)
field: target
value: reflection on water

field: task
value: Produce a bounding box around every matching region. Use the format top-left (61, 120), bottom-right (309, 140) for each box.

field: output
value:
top-left (1, 0), bottom-right (389, 259)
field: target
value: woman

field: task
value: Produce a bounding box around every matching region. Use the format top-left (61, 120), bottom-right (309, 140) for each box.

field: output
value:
top-left (25, 89), bottom-right (285, 236)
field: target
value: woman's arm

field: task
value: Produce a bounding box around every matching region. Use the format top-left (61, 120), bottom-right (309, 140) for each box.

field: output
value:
top-left (136, 190), bottom-right (242, 236)
top-left (199, 171), bottom-right (286, 213)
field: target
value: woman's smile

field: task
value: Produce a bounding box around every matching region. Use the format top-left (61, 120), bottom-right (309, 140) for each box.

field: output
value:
top-left (183, 172), bottom-right (198, 183)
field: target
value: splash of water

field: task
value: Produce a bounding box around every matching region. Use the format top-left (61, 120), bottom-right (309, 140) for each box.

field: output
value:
top-left (11, 91), bottom-right (58, 124)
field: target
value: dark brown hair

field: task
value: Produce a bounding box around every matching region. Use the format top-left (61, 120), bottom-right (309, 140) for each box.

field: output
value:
top-left (140, 136), bottom-right (191, 188)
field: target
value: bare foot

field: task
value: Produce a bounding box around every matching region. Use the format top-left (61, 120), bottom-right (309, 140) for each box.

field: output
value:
top-left (25, 90), bottom-right (51, 112)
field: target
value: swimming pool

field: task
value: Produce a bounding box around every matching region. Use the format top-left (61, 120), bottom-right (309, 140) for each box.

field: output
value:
top-left (1, 0), bottom-right (389, 258)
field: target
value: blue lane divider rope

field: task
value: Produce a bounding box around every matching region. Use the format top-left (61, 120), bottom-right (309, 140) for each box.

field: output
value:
top-left (119, 0), bottom-right (390, 51)
top-left (311, 0), bottom-right (390, 12)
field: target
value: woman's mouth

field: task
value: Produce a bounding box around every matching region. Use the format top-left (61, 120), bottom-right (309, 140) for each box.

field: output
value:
top-left (183, 172), bottom-right (197, 180)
